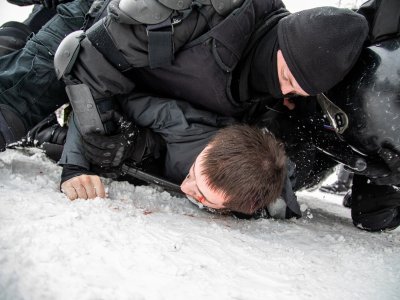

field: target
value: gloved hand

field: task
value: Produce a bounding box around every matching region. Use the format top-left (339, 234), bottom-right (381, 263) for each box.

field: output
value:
top-left (82, 121), bottom-right (139, 169)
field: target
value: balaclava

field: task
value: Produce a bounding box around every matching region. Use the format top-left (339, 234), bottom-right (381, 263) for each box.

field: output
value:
top-left (277, 6), bottom-right (369, 95)
top-left (250, 25), bottom-right (283, 99)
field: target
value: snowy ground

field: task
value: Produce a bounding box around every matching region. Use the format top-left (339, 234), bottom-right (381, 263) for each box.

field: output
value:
top-left (1, 148), bottom-right (399, 300)
top-left (1, 1), bottom-right (399, 299)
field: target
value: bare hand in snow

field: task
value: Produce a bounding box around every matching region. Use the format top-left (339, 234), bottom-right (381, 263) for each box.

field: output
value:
top-left (61, 175), bottom-right (106, 200)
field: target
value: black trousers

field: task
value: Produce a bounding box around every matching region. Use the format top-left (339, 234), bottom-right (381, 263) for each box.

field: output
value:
top-left (0, 0), bottom-right (92, 130)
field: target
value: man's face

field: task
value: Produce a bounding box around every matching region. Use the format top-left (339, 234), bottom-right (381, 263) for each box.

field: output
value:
top-left (277, 50), bottom-right (309, 97)
top-left (180, 145), bottom-right (227, 210)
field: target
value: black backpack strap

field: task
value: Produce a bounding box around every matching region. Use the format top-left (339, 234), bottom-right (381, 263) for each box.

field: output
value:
top-left (146, 8), bottom-right (193, 69)
top-left (147, 19), bottom-right (174, 69)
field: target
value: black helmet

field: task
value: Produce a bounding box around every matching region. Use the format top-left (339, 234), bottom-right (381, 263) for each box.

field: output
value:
top-left (326, 37), bottom-right (400, 157)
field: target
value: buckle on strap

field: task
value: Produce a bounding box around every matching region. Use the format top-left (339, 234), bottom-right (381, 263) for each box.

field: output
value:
top-left (146, 18), bottom-right (175, 69)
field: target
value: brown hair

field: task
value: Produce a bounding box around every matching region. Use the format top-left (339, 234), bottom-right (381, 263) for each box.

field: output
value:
top-left (202, 124), bottom-right (286, 215)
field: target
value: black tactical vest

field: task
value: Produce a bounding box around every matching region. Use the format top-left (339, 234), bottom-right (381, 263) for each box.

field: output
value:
top-left (128, 0), bottom-right (286, 116)
top-left (86, 0), bottom-right (286, 116)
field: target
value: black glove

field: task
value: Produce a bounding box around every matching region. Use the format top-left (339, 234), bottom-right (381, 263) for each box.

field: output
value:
top-left (82, 121), bottom-right (139, 169)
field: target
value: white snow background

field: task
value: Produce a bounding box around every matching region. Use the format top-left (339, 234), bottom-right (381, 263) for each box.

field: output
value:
top-left (0, 1), bottom-right (399, 300)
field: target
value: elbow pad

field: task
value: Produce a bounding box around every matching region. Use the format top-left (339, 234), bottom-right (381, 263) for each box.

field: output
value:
top-left (54, 30), bottom-right (86, 80)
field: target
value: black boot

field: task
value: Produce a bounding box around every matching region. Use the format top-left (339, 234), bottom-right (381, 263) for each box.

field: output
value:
top-left (24, 113), bottom-right (66, 146)
top-left (23, 113), bottom-right (67, 161)
top-left (0, 105), bottom-right (27, 151)
top-left (351, 175), bottom-right (400, 232)
top-left (320, 180), bottom-right (351, 195)
top-left (342, 190), bottom-right (352, 208)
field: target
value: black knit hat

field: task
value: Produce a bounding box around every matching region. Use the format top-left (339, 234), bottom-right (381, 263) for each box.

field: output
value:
top-left (277, 7), bottom-right (368, 95)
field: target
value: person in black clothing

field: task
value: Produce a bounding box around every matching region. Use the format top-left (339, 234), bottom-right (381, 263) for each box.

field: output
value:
top-left (0, 0), bottom-right (368, 150)
top-left (0, 0), bottom-right (93, 150)
top-left (51, 2), bottom-right (370, 223)
top-left (2, 0), bottom-right (399, 231)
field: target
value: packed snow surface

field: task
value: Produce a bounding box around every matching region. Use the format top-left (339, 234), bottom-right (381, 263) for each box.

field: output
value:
top-left (0, 1), bottom-right (398, 299)
top-left (0, 149), bottom-right (399, 300)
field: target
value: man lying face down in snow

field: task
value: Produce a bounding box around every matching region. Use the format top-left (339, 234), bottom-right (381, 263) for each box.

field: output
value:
top-left (57, 4), bottom-right (398, 231)
top-left (1, 0), bottom-right (398, 231)
top-left (56, 7), bottom-right (368, 218)
top-left (61, 121), bottom-right (287, 216)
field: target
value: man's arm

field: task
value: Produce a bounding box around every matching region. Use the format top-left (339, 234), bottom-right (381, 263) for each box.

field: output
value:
top-left (118, 93), bottom-right (235, 182)
top-left (59, 115), bottom-right (106, 200)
